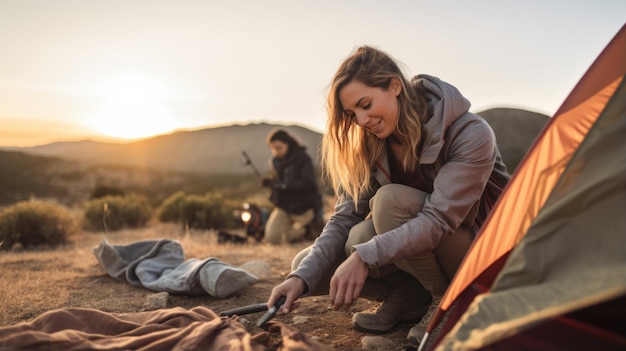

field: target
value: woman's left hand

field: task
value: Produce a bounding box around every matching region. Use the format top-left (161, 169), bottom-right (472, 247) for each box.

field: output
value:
top-left (329, 251), bottom-right (369, 311)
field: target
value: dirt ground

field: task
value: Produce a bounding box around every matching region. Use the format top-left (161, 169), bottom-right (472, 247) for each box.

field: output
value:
top-left (0, 223), bottom-right (420, 351)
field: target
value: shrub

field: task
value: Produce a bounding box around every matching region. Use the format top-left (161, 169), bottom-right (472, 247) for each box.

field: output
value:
top-left (157, 191), bottom-right (186, 222)
top-left (157, 191), bottom-right (236, 230)
top-left (203, 192), bottom-right (237, 229)
top-left (83, 194), bottom-right (153, 231)
top-left (0, 200), bottom-right (78, 250)
top-left (179, 194), bottom-right (206, 229)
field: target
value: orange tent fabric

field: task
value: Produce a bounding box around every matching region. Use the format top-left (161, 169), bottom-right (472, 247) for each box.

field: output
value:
top-left (424, 24), bottom-right (626, 351)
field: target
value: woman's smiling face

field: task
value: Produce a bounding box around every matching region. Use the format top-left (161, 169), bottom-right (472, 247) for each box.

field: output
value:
top-left (338, 78), bottom-right (401, 139)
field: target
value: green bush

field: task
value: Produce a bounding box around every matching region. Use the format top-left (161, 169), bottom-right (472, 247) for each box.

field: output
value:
top-left (157, 191), bottom-right (186, 222)
top-left (157, 191), bottom-right (235, 230)
top-left (83, 194), bottom-right (153, 231)
top-left (0, 200), bottom-right (78, 250)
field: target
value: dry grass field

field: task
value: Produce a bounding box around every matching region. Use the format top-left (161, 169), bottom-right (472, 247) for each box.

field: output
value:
top-left (0, 222), bottom-right (417, 350)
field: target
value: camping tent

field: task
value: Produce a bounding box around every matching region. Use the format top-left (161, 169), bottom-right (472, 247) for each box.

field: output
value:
top-left (421, 24), bottom-right (626, 351)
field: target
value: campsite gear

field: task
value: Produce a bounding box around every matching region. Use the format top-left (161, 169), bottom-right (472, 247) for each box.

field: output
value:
top-left (93, 239), bottom-right (259, 298)
top-left (240, 202), bottom-right (269, 242)
top-left (419, 24), bottom-right (626, 351)
top-left (352, 272), bottom-right (432, 333)
top-left (219, 296), bottom-right (286, 325)
top-left (219, 303), bottom-right (269, 317)
top-left (242, 150), bottom-right (263, 179)
top-left (217, 230), bottom-right (248, 244)
top-left (257, 296), bottom-right (287, 327)
top-left (218, 202), bottom-right (270, 244)
top-left (238, 150), bottom-right (271, 241)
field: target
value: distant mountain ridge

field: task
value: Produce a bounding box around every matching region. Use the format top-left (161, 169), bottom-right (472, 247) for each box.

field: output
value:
top-left (477, 108), bottom-right (549, 173)
top-left (2, 108), bottom-right (549, 176)
top-left (10, 123), bottom-right (323, 176)
top-left (0, 148), bottom-right (265, 207)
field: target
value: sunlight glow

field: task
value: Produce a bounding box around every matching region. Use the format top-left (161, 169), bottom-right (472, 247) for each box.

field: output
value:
top-left (87, 75), bottom-right (177, 140)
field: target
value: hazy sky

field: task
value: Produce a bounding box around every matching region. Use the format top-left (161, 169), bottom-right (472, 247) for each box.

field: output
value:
top-left (0, 0), bottom-right (624, 146)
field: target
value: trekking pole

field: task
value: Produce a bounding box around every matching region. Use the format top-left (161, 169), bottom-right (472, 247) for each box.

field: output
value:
top-left (241, 150), bottom-right (263, 179)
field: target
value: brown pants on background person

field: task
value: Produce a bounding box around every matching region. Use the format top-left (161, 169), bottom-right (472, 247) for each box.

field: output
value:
top-left (265, 208), bottom-right (314, 245)
top-left (291, 184), bottom-right (473, 333)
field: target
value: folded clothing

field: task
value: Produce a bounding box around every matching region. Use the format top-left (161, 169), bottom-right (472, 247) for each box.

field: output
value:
top-left (93, 238), bottom-right (259, 298)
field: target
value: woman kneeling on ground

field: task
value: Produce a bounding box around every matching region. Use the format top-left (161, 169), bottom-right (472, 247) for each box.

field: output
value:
top-left (262, 128), bottom-right (323, 244)
top-left (266, 46), bottom-right (510, 345)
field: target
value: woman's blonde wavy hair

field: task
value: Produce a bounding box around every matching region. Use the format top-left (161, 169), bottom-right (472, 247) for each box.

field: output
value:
top-left (322, 46), bottom-right (428, 205)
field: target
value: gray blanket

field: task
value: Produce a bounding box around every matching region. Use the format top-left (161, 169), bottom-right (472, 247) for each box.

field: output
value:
top-left (93, 239), bottom-right (258, 298)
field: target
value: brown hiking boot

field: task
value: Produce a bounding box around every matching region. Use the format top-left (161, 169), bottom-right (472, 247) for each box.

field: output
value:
top-left (407, 296), bottom-right (446, 345)
top-left (352, 273), bottom-right (432, 334)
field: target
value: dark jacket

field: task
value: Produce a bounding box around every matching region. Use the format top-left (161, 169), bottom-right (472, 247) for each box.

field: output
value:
top-left (268, 145), bottom-right (322, 215)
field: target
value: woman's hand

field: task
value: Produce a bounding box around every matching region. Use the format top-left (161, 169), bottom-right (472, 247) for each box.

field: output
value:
top-left (329, 251), bottom-right (369, 311)
top-left (267, 276), bottom-right (306, 314)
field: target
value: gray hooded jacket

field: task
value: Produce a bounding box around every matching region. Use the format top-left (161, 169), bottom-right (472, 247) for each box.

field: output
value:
top-left (291, 75), bottom-right (510, 293)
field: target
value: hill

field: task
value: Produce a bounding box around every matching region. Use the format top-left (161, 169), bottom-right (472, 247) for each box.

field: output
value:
top-left (12, 123), bottom-right (323, 175)
top-left (0, 149), bottom-right (262, 207)
top-left (477, 108), bottom-right (549, 173)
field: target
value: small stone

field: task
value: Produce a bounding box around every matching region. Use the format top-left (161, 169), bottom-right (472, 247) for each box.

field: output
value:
top-left (145, 291), bottom-right (169, 310)
top-left (361, 335), bottom-right (394, 351)
top-left (239, 260), bottom-right (271, 280)
top-left (292, 315), bottom-right (311, 324)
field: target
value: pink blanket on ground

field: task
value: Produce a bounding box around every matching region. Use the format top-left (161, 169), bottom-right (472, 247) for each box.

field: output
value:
top-left (0, 306), bottom-right (331, 350)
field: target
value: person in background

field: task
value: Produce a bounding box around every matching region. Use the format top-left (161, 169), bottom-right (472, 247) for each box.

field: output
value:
top-left (266, 46), bottom-right (510, 345)
top-left (262, 128), bottom-right (323, 245)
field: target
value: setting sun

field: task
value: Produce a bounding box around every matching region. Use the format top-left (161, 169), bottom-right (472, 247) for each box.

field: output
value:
top-left (87, 75), bottom-right (177, 140)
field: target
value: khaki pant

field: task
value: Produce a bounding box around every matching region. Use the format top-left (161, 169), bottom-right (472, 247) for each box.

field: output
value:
top-left (265, 207), bottom-right (314, 245)
top-left (292, 184), bottom-right (473, 297)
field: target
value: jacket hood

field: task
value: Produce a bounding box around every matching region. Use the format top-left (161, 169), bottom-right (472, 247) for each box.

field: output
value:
top-left (272, 145), bottom-right (307, 169)
top-left (285, 145), bottom-right (307, 163)
top-left (414, 74), bottom-right (471, 164)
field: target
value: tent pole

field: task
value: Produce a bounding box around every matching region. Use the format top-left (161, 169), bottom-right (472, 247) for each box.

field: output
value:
top-left (418, 332), bottom-right (429, 351)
